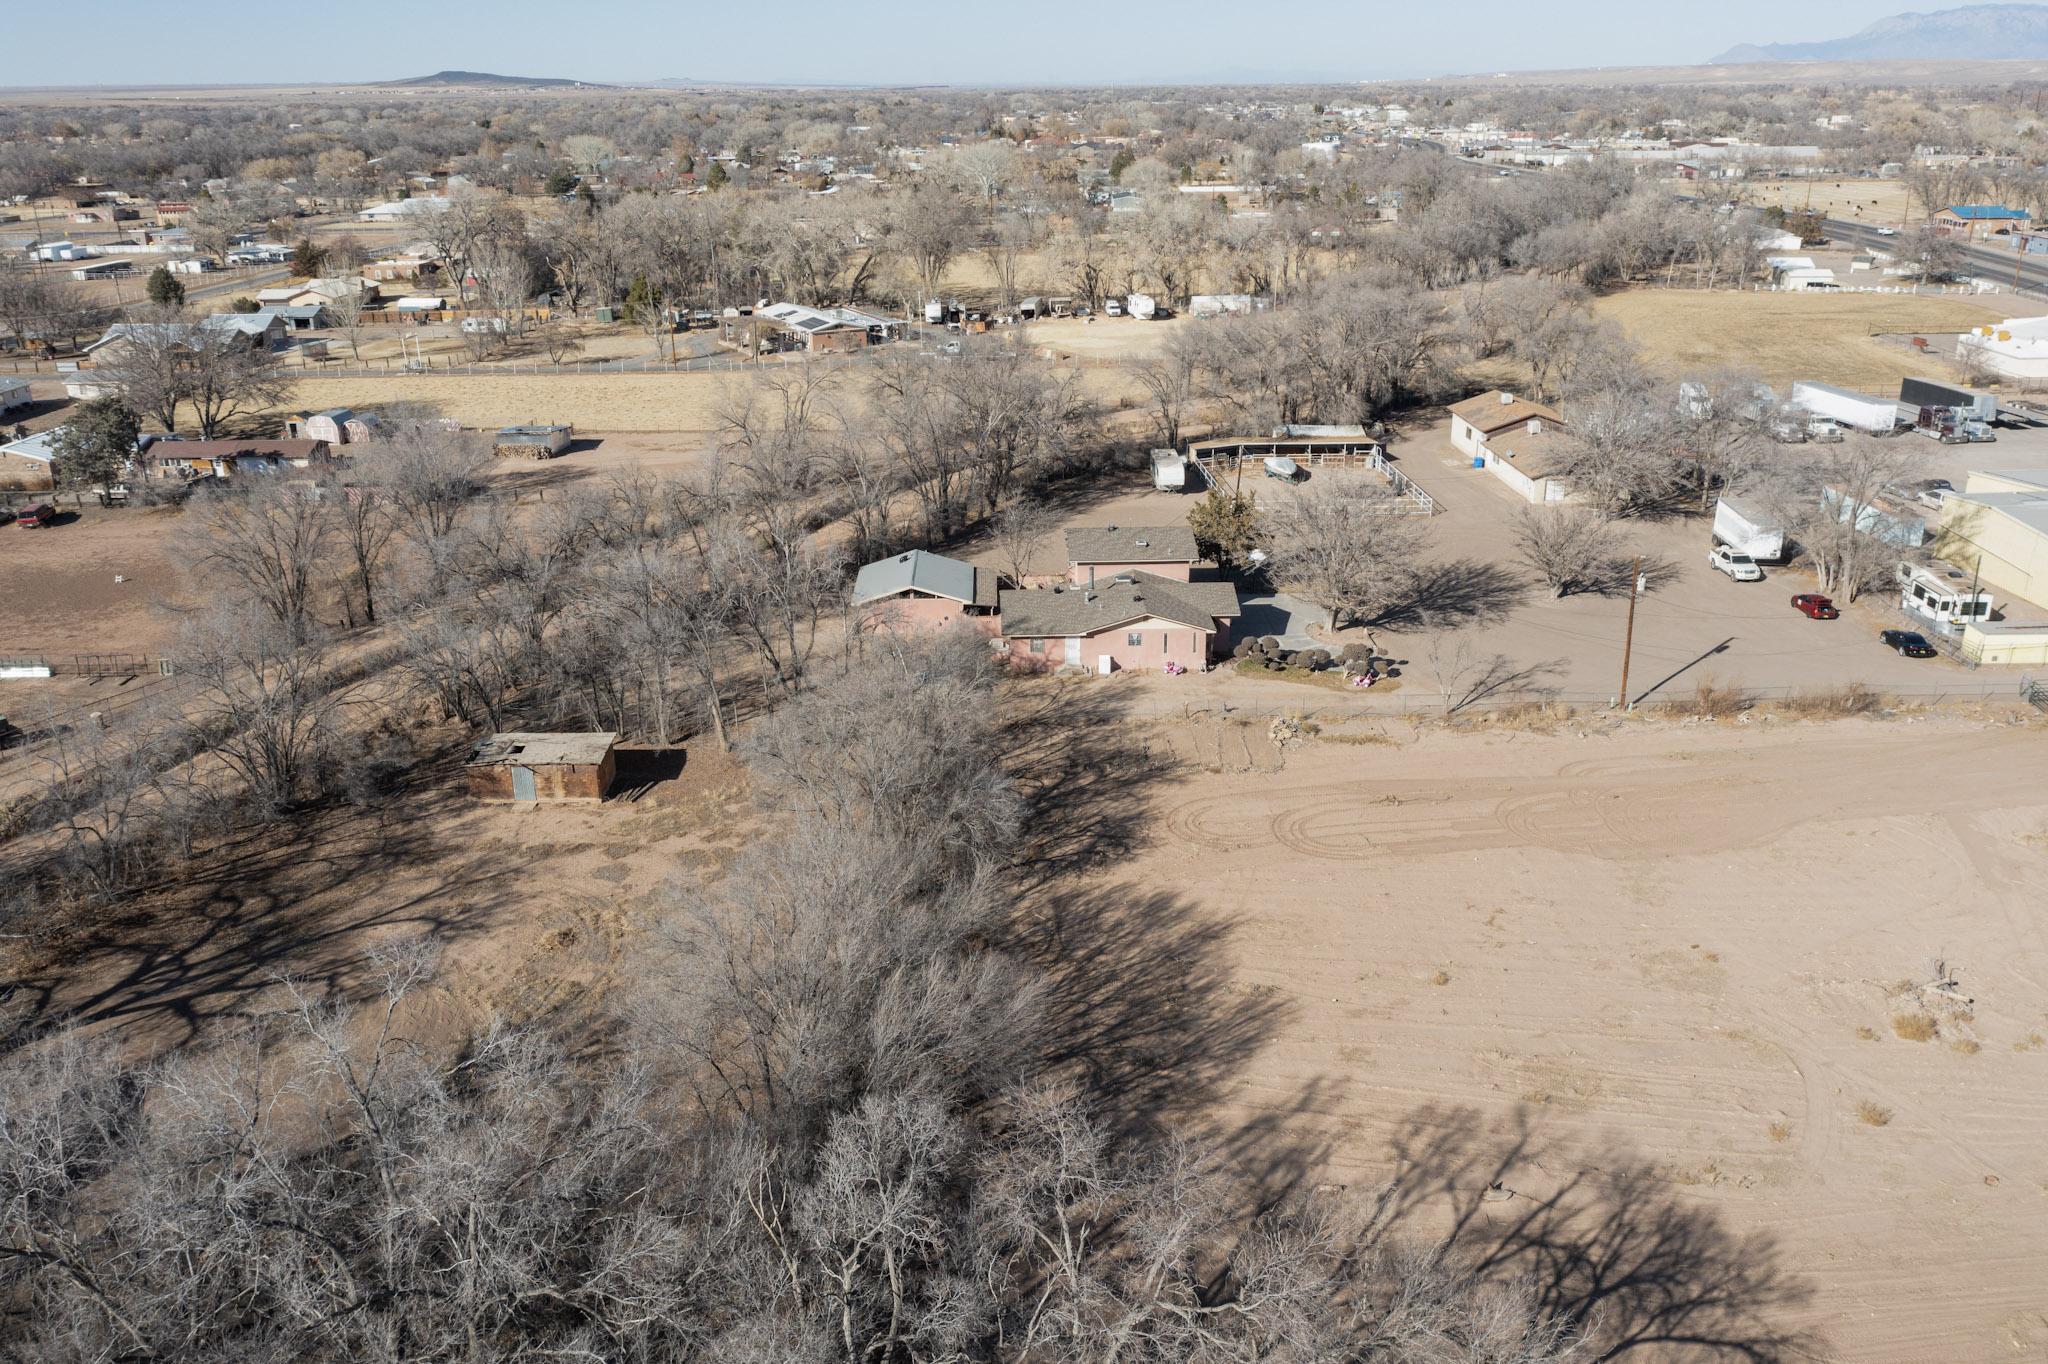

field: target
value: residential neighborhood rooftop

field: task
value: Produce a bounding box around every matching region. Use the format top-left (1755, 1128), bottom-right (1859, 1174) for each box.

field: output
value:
top-left (997, 571), bottom-right (1238, 637)
top-left (1448, 390), bottom-right (1565, 433)
top-left (1064, 524), bottom-right (1199, 566)
top-left (852, 548), bottom-right (993, 607)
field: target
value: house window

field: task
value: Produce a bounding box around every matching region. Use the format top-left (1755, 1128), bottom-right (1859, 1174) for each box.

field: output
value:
top-left (1027, 638), bottom-right (1045, 654)
top-left (1126, 632), bottom-right (1144, 647)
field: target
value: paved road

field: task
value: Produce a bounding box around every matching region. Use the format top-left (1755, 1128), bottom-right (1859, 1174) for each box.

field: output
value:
top-left (1825, 218), bottom-right (2048, 297)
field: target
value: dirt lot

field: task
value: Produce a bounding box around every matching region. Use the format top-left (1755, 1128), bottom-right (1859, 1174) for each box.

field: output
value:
top-left (1593, 288), bottom-right (2002, 392)
top-left (1115, 713), bottom-right (2048, 1362)
top-left (274, 372), bottom-right (739, 433)
top-left (0, 504), bottom-right (191, 656)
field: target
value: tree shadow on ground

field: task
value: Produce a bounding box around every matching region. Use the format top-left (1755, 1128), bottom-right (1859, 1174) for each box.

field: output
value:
top-left (1370, 557), bottom-right (1529, 629)
top-left (6, 771), bottom-right (521, 1054)
top-left (999, 677), bottom-right (1181, 893)
top-left (997, 677), bottom-right (1326, 1177)
top-left (1370, 1104), bottom-right (1822, 1362)
top-left (1015, 879), bottom-right (1302, 1138)
top-left (1558, 553), bottom-right (1682, 600)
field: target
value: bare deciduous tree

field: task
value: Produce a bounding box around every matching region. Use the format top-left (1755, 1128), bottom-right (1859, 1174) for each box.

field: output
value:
top-left (1265, 483), bottom-right (1434, 630)
top-left (1514, 505), bottom-right (1624, 599)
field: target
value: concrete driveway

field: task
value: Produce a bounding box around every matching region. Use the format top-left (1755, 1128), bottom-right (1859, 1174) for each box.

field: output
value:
top-left (1235, 591), bottom-right (1322, 650)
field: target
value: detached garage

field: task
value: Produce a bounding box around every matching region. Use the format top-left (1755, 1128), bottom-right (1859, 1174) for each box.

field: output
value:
top-left (466, 732), bottom-right (617, 803)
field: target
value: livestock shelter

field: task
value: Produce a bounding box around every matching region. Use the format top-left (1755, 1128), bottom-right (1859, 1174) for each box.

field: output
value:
top-left (466, 732), bottom-right (618, 803)
top-left (493, 424), bottom-right (574, 459)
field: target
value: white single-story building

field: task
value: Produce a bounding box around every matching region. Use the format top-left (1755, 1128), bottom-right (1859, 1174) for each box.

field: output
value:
top-left (359, 197), bottom-right (448, 222)
top-left (1956, 316), bottom-right (2048, 380)
top-left (1448, 390), bottom-right (1573, 503)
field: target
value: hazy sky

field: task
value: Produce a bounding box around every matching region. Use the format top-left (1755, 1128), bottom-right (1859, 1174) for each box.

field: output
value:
top-left (5, 0), bottom-right (1974, 87)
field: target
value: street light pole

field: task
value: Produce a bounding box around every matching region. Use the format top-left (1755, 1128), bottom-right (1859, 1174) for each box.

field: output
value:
top-left (1616, 555), bottom-right (1644, 711)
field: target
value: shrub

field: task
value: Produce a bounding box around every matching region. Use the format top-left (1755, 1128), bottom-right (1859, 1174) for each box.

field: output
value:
top-left (1339, 643), bottom-right (1373, 663)
top-left (1891, 1012), bottom-right (1938, 1042)
top-left (1777, 684), bottom-right (1883, 717)
top-left (1232, 638), bottom-right (1257, 659)
top-left (1301, 649), bottom-right (1331, 670)
top-left (1260, 636), bottom-right (1282, 652)
top-left (1855, 1101), bottom-right (1892, 1127)
top-left (340, 729), bottom-right (416, 807)
top-left (1666, 677), bottom-right (1753, 720)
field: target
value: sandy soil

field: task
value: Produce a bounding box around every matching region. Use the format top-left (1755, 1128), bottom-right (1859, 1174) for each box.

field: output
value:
top-left (1107, 713), bottom-right (2048, 1362)
top-left (1593, 288), bottom-right (2001, 392)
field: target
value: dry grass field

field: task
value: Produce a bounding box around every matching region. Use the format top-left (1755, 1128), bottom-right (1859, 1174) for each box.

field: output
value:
top-left (278, 372), bottom-right (742, 433)
top-left (1593, 287), bottom-right (2001, 390)
top-left (1741, 178), bottom-right (1915, 223)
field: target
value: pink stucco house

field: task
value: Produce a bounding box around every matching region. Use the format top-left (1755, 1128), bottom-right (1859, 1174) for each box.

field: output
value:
top-left (852, 549), bottom-right (1000, 631)
top-left (998, 571), bottom-right (1240, 673)
top-left (1063, 524), bottom-right (1199, 585)
top-left (851, 530), bottom-right (1240, 674)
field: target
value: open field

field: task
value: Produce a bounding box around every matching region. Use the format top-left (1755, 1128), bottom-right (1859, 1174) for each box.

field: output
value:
top-left (276, 372), bottom-right (739, 433)
top-left (1593, 287), bottom-right (2001, 391)
top-left (1112, 713), bottom-right (2048, 1362)
top-left (1740, 178), bottom-right (1914, 223)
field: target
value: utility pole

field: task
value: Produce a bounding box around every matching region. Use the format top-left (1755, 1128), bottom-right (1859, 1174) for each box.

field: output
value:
top-left (1616, 555), bottom-right (1644, 710)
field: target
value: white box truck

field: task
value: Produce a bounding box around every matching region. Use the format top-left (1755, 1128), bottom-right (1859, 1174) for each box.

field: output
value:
top-left (1790, 381), bottom-right (1899, 434)
top-left (1712, 495), bottom-right (1785, 561)
top-left (1150, 448), bottom-right (1186, 491)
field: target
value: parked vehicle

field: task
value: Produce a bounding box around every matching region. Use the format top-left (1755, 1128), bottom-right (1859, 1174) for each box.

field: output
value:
top-left (1806, 418), bottom-right (1845, 443)
top-left (1712, 496), bottom-right (1785, 561)
top-left (1126, 292), bottom-right (1157, 321)
top-left (1790, 593), bottom-right (1840, 619)
top-left (1103, 298), bottom-right (1123, 317)
top-left (1876, 226), bottom-right (1898, 236)
top-left (1900, 376), bottom-right (1997, 425)
top-left (1263, 455), bottom-right (1301, 481)
top-left (1879, 629), bottom-right (1937, 658)
top-left (1790, 380), bottom-right (1899, 434)
top-left (1708, 544), bottom-right (1763, 581)
top-left (16, 502), bottom-right (57, 528)
top-left (1150, 448), bottom-right (1187, 491)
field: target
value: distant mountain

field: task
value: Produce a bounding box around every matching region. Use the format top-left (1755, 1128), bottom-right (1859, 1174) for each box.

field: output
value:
top-left (1712, 4), bottom-right (2048, 63)
top-left (383, 70), bottom-right (606, 88)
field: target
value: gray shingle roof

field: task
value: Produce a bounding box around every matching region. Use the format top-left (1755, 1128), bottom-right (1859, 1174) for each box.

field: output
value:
top-left (1063, 524), bottom-right (1198, 566)
top-left (853, 549), bottom-right (981, 606)
top-left (998, 571), bottom-right (1238, 638)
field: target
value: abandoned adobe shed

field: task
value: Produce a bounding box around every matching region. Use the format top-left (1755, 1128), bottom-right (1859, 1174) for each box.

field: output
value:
top-left (466, 732), bottom-right (618, 803)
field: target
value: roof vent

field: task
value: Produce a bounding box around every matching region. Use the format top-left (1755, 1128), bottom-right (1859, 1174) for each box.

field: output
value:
top-left (1105, 523), bottom-right (1118, 531)
top-left (1084, 591), bottom-right (1097, 603)
top-left (1134, 538), bottom-right (1149, 547)
top-left (898, 553), bottom-right (912, 563)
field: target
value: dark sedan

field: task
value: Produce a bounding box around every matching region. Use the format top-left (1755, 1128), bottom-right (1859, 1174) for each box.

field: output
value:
top-left (1880, 629), bottom-right (1938, 658)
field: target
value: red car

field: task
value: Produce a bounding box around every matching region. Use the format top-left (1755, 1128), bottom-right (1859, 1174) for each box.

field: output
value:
top-left (1791, 593), bottom-right (1839, 620)
top-left (15, 502), bottom-right (55, 529)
